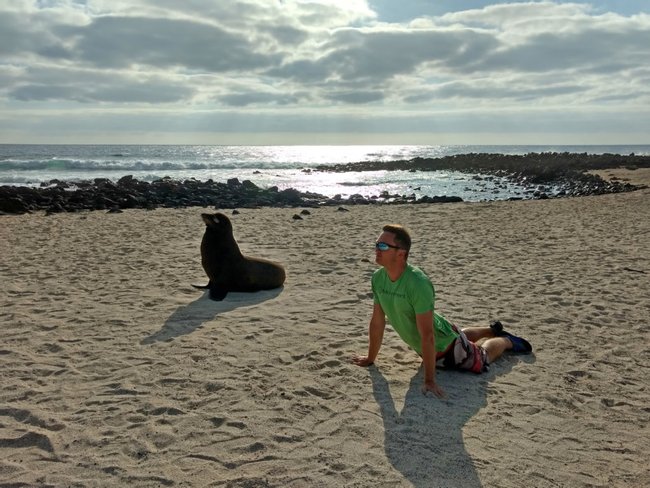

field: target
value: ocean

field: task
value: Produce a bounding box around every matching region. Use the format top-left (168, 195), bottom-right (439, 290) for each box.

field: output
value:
top-left (1, 144), bottom-right (648, 202)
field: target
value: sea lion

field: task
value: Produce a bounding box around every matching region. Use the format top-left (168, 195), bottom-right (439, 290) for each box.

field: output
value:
top-left (192, 212), bottom-right (286, 301)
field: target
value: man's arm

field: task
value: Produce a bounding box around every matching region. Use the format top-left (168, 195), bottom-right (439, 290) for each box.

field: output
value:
top-left (416, 311), bottom-right (446, 398)
top-left (352, 302), bottom-right (386, 367)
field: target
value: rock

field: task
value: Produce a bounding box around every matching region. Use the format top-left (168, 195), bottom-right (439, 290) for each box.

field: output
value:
top-left (0, 196), bottom-right (30, 214)
top-left (242, 180), bottom-right (258, 190)
top-left (45, 203), bottom-right (66, 215)
top-left (118, 175), bottom-right (135, 186)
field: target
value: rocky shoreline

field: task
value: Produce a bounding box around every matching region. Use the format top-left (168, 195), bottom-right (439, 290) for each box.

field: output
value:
top-left (1, 152), bottom-right (648, 215)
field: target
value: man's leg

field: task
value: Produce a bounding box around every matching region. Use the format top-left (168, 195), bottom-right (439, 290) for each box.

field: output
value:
top-left (464, 321), bottom-right (532, 359)
top-left (478, 337), bottom-right (513, 363)
top-left (461, 326), bottom-right (495, 342)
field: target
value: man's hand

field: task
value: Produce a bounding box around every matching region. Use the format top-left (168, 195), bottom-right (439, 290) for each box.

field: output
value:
top-left (351, 355), bottom-right (374, 367)
top-left (421, 380), bottom-right (446, 399)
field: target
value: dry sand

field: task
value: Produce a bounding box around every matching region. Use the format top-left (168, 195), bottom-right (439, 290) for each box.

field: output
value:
top-left (590, 167), bottom-right (650, 187)
top-left (1, 187), bottom-right (649, 487)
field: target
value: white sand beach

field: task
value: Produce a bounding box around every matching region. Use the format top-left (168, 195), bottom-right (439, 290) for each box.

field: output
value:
top-left (1, 186), bottom-right (649, 487)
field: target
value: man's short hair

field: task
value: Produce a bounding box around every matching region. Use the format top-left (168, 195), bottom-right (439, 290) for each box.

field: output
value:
top-left (383, 224), bottom-right (411, 252)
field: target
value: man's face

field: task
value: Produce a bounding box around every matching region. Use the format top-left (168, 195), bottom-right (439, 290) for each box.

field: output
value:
top-left (375, 231), bottom-right (404, 266)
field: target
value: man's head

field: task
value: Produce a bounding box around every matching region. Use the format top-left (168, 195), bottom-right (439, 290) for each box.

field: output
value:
top-left (382, 224), bottom-right (411, 251)
top-left (375, 224), bottom-right (411, 266)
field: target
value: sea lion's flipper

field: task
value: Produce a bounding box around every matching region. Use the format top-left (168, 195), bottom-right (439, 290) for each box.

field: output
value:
top-left (192, 280), bottom-right (212, 289)
top-left (208, 284), bottom-right (228, 301)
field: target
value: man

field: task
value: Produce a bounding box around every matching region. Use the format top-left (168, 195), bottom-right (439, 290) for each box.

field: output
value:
top-left (352, 224), bottom-right (532, 398)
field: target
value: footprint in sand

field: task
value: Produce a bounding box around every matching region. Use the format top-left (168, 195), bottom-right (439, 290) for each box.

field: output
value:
top-left (0, 431), bottom-right (54, 453)
top-left (0, 407), bottom-right (65, 431)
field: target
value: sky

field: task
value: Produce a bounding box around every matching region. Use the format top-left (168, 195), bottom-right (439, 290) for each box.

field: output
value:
top-left (1, 0), bottom-right (649, 145)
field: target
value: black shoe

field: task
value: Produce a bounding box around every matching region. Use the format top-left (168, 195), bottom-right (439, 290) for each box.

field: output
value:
top-left (502, 332), bottom-right (533, 353)
top-left (489, 320), bottom-right (504, 336)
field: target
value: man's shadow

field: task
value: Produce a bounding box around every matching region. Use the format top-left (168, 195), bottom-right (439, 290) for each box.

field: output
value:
top-left (141, 287), bottom-right (283, 344)
top-left (369, 356), bottom-right (530, 488)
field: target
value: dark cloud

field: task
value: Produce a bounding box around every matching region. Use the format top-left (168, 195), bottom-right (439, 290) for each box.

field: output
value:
top-left (324, 90), bottom-right (385, 104)
top-left (322, 28), bottom-right (499, 80)
top-left (88, 82), bottom-right (195, 103)
top-left (0, 12), bottom-right (70, 59)
top-left (10, 81), bottom-right (194, 104)
top-left (72, 16), bottom-right (280, 72)
top-left (265, 59), bottom-right (332, 82)
top-left (7, 66), bottom-right (195, 104)
top-left (0, 14), bottom-right (31, 55)
top-left (220, 91), bottom-right (302, 106)
top-left (405, 81), bottom-right (585, 103)
top-left (263, 25), bottom-right (310, 46)
top-left (265, 27), bottom-right (498, 91)
top-left (11, 84), bottom-right (78, 102)
top-left (476, 27), bottom-right (650, 73)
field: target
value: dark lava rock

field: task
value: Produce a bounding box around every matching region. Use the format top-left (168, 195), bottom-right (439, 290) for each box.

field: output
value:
top-left (0, 196), bottom-right (30, 214)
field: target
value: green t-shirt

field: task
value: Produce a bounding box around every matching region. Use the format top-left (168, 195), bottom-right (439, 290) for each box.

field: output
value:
top-left (372, 264), bottom-right (458, 356)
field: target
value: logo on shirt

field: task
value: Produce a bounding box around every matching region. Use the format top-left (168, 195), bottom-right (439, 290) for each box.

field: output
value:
top-left (377, 288), bottom-right (407, 300)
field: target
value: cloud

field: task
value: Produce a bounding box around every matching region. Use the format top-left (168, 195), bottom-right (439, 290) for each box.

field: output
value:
top-left (5, 63), bottom-right (195, 103)
top-left (72, 16), bottom-right (281, 72)
top-left (0, 1), bottom-right (649, 143)
top-left (324, 89), bottom-right (385, 104)
top-left (219, 91), bottom-right (302, 107)
top-left (11, 80), bottom-right (194, 104)
top-left (404, 78), bottom-right (586, 104)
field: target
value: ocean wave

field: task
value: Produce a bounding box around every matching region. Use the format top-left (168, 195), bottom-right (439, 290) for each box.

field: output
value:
top-left (338, 181), bottom-right (379, 187)
top-left (1, 144), bottom-right (649, 175)
top-left (0, 159), bottom-right (303, 172)
top-left (0, 175), bottom-right (37, 184)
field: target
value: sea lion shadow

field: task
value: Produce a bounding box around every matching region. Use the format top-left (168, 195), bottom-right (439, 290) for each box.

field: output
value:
top-left (369, 356), bottom-right (520, 488)
top-left (141, 287), bottom-right (283, 345)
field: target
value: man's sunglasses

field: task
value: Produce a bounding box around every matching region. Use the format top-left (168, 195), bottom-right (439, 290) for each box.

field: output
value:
top-left (376, 241), bottom-right (403, 251)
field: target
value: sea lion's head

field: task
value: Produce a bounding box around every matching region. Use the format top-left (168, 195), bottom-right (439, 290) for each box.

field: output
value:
top-left (201, 212), bottom-right (233, 235)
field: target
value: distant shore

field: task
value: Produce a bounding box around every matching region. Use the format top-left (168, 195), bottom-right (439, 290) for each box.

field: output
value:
top-left (1, 152), bottom-right (648, 214)
top-left (315, 151), bottom-right (650, 187)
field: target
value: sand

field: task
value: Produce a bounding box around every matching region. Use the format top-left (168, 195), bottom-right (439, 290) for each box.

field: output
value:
top-left (590, 167), bottom-right (650, 187)
top-left (1, 187), bottom-right (649, 488)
